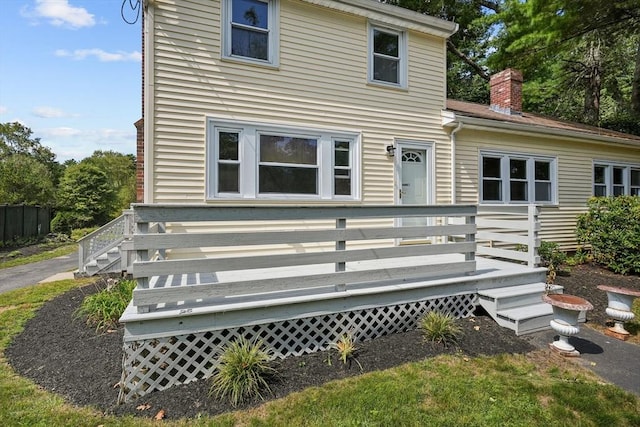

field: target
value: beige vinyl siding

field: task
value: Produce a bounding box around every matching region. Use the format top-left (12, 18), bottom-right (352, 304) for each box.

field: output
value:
top-left (455, 127), bottom-right (640, 249)
top-left (149, 0), bottom-right (451, 205)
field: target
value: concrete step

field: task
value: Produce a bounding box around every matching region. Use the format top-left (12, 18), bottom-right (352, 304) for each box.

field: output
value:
top-left (107, 247), bottom-right (120, 262)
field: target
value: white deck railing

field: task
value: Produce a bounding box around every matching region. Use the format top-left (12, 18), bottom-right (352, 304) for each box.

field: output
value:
top-left (130, 204), bottom-right (479, 314)
top-left (476, 205), bottom-right (541, 267)
top-left (77, 209), bottom-right (134, 273)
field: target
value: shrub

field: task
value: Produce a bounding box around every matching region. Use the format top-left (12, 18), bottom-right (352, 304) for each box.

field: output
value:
top-left (75, 279), bottom-right (135, 331)
top-left (538, 241), bottom-right (567, 269)
top-left (419, 311), bottom-right (462, 346)
top-left (576, 196), bottom-right (640, 274)
top-left (209, 337), bottom-right (276, 406)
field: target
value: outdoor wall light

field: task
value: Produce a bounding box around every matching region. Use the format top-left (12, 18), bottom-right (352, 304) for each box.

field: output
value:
top-left (386, 145), bottom-right (396, 157)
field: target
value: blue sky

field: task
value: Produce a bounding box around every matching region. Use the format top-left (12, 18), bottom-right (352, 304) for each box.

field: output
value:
top-left (0, 0), bottom-right (142, 162)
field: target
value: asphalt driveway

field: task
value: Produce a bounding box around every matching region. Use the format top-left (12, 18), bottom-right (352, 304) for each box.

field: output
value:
top-left (0, 250), bottom-right (78, 294)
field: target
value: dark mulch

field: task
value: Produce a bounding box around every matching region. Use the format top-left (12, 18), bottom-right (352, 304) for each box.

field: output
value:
top-left (5, 263), bottom-right (639, 421)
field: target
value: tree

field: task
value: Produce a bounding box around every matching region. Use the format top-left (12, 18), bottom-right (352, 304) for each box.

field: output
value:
top-left (0, 122), bottom-right (63, 184)
top-left (489, 0), bottom-right (640, 131)
top-left (80, 150), bottom-right (136, 217)
top-left (384, 0), bottom-right (501, 102)
top-left (52, 163), bottom-right (116, 233)
top-left (0, 154), bottom-right (55, 206)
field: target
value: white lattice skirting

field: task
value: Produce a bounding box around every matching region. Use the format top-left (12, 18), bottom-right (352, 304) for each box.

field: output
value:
top-left (118, 293), bottom-right (476, 402)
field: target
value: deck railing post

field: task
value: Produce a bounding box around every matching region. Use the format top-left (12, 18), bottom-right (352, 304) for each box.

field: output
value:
top-left (335, 217), bottom-right (346, 292)
top-left (527, 205), bottom-right (541, 268)
top-left (135, 217), bottom-right (151, 313)
top-left (465, 209), bottom-right (476, 270)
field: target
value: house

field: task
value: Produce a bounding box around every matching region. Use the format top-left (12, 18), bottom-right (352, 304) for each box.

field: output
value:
top-left (78, 0), bottom-right (640, 401)
top-left (443, 69), bottom-right (640, 249)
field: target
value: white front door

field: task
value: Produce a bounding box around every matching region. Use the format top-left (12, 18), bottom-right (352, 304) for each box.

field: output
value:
top-left (396, 142), bottom-right (433, 229)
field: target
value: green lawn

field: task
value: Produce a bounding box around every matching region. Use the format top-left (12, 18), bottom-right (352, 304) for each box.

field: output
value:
top-left (0, 243), bottom-right (77, 269)
top-left (1, 279), bottom-right (638, 426)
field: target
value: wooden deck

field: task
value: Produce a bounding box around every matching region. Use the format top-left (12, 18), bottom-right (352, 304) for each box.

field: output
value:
top-left (120, 254), bottom-right (545, 338)
top-left (116, 204), bottom-right (545, 402)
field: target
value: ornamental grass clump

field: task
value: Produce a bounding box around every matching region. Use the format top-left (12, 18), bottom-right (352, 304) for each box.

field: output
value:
top-left (209, 337), bottom-right (276, 406)
top-left (75, 278), bottom-right (135, 332)
top-left (419, 311), bottom-right (462, 346)
top-left (330, 333), bottom-right (363, 371)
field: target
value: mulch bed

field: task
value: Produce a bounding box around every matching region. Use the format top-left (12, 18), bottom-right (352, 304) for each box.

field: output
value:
top-left (5, 263), bottom-right (639, 421)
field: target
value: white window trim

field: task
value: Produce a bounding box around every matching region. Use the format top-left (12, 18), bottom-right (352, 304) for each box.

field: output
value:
top-left (221, 0), bottom-right (280, 67)
top-left (479, 150), bottom-right (558, 205)
top-left (593, 160), bottom-right (640, 196)
top-left (207, 118), bottom-right (361, 200)
top-left (367, 21), bottom-right (408, 89)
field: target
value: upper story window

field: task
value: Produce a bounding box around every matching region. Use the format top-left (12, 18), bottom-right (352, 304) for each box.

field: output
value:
top-left (222, 0), bottom-right (279, 66)
top-left (368, 23), bottom-right (407, 88)
top-left (208, 119), bottom-right (360, 200)
top-left (593, 162), bottom-right (640, 196)
top-left (480, 151), bottom-right (557, 204)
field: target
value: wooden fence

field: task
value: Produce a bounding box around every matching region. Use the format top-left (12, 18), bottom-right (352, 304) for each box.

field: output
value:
top-left (0, 204), bottom-right (51, 244)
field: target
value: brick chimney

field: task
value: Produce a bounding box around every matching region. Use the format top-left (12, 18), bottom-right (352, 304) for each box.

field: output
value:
top-left (490, 68), bottom-right (523, 115)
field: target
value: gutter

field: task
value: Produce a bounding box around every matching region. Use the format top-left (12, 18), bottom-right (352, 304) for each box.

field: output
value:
top-left (443, 113), bottom-right (640, 149)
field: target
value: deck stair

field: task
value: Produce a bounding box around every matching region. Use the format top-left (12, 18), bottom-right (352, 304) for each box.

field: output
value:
top-left (83, 246), bottom-right (123, 276)
top-left (478, 283), bottom-right (569, 335)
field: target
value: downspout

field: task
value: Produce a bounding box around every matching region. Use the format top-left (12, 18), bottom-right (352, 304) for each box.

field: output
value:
top-left (143, 1), bottom-right (155, 203)
top-left (449, 121), bottom-right (464, 204)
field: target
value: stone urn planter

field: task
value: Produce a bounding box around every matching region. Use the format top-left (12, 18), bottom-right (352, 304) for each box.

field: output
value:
top-left (542, 293), bottom-right (593, 357)
top-left (597, 285), bottom-right (640, 341)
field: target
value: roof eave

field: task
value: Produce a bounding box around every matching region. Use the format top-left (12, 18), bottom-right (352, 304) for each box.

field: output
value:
top-left (442, 111), bottom-right (640, 149)
top-left (300, 0), bottom-right (459, 38)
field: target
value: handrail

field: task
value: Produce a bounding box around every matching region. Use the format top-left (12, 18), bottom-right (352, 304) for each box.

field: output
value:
top-left (78, 209), bottom-right (134, 272)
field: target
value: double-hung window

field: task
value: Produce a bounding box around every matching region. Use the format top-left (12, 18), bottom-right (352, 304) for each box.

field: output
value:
top-left (368, 23), bottom-right (407, 88)
top-left (209, 120), bottom-right (360, 200)
top-left (593, 162), bottom-right (640, 196)
top-left (222, 0), bottom-right (278, 65)
top-left (480, 151), bottom-right (557, 204)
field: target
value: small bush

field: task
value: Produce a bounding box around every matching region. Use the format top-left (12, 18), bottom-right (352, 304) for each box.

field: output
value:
top-left (538, 241), bottom-right (567, 269)
top-left (75, 279), bottom-right (135, 331)
top-left (209, 338), bottom-right (276, 406)
top-left (419, 311), bottom-right (462, 346)
top-left (576, 196), bottom-right (640, 274)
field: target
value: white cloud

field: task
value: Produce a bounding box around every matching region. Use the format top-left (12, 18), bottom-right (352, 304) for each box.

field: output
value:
top-left (0, 106), bottom-right (7, 115)
top-left (55, 48), bottom-right (142, 62)
top-left (25, 0), bottom-right (96, 29)
top-left (32, 106), bottom-right (67, 118)
top-left (42, 126), bottom-right (83, 138)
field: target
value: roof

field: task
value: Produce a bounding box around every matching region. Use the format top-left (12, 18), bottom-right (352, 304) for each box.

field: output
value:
top-left (444, 99), bottom-right (640, 147)
top-left (300, 0), bottom-right (459, 38)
